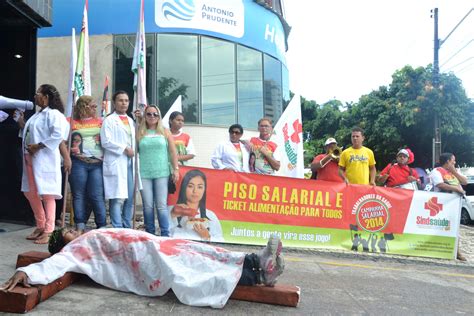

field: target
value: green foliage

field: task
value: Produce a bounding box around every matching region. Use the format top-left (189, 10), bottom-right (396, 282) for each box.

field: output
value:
top-left (301, 65), bottom-right (474, 169)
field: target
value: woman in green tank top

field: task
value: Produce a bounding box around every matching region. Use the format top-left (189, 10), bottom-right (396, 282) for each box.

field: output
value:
top-left (136, 105), bottom-right (179, 235)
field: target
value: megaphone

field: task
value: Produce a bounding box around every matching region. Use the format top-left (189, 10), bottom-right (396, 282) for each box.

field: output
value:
top-left (0, 96), bottom-right (34, 111)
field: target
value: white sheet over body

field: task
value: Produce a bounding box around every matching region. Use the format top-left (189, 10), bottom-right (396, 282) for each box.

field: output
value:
top-left (17, 229), bottom-right (245, 308)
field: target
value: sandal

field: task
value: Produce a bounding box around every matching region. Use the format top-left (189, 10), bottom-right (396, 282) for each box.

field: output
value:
top-left (26, 228), bottom-right (44, 240)
top-left (34, 232), bottom-right (51, 244)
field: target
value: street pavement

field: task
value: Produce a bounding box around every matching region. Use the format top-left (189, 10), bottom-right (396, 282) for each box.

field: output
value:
top-left (0, 222), bottom-right (473, 315)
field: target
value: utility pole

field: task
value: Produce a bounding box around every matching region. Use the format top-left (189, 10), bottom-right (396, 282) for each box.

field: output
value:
top-left (431, 7), bottom-right (474, 167)
top-left (432, 8), bottom-right (441, 168)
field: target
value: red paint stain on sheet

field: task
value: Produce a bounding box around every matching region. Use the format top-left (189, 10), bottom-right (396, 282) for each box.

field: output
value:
top-left (71, 245), bottom-right (92, 261)
top-left (131, 260), bottom-right (140, 271)
top-left (149, 279), bottom-right (161, 291)
top-left (158, 239), bottom-right (189, 256)
top-left (102, 231), bottom-right (152, 244)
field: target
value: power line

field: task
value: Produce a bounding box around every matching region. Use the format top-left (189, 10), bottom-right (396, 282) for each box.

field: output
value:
top-left (456, 62), bottom-right (474, 74)
top-left (440, 39), bottom-right (474, 69)
top-left (444, 56), bottom-right (474, 72)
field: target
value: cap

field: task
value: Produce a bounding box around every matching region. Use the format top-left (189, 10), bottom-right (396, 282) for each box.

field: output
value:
top-left (324, 138), bottom-right (337, 146)
top-left (397, 149), bottom-right (409, 157)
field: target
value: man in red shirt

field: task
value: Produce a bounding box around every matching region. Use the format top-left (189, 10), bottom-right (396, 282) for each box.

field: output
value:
top-left (248, 118), bottom-right (281, 175)
top-left (311, 138), bottom-right (343, 182)
top-left (377, 149), bottom-right (419, 188)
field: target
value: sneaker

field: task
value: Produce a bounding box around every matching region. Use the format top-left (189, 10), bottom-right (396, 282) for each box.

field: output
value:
top-left (457, 250), bottom-right (467, 261)
top-left (257, 234), bottom-right (284, 286)
top-left (261, 255), bottom-right (285, 287)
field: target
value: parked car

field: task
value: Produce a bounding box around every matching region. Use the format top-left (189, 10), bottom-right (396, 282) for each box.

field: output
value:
top-left (461, 176), bottom-right (474, 225)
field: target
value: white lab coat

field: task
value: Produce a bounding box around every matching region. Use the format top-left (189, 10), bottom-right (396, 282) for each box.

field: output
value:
top-left (210, 140), bottom-right (250, 172)
top-left (21, 107), bottom-right (69, 198)
top-left (17, 229), bottom-right (245, 308)
top-left (100, 112), bottom-right (138, 199)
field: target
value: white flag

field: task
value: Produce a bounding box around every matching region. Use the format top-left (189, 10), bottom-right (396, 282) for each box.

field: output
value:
top-left (162, 95), bottom-right (182, 129)
top-left (66, 28), bottom-right (77, 118)
top-left (132, 0), bottom-right (147, 110)
top-left (273, 95), bottom-right (304, 178)
top-left (74, 1), bottom-right (91, 97)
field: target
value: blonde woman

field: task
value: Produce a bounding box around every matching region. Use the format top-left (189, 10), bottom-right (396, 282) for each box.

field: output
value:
top-left (137, 105), bottom-right (179, 236)
top-left (68, 95), bottom-right (107, 231)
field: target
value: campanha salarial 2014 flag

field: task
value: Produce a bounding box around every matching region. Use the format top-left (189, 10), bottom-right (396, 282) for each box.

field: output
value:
top-left (132, 0), bottom-right (147, 110)
top-left (74, 0), bottom-right (91, 97)
top-left (274, 94), bottom-right (304, 178)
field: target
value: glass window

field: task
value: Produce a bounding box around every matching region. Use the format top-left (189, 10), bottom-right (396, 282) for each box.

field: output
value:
top-left (282, 64), bottom-right (290, 110)
top-left (113, 34), bottom-right (154, 111)
top-left (201, 37), bottom-right (236, 126)
top-left (263, 54), bottom-right (282, 122)
top-left (237, 45), bottom-right (263, 129)
top-left (156, 34), bottom-right (198, 123)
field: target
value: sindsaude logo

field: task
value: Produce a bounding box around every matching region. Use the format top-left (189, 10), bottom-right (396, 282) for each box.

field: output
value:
top-left (416, 197), bottom-right (450, 230)
top-left (162, 0), bottom-right (195, 21)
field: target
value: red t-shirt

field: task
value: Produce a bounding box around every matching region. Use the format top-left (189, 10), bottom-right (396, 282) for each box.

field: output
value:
top-left (312, 154), bottom-right (343, 182)
top-left (380, 163), bottom-right (419, 187)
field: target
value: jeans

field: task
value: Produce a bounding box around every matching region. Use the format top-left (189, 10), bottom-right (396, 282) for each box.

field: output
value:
top-left (69, 159), bottom-right (107, 230)
top-left (109, 160), bottom-right (134, 228)
top-left (141, 177), bottom-right (169, 236)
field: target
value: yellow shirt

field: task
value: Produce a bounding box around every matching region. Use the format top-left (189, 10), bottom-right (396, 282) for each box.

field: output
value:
top-left (339, 146), bottom-right (375, 184)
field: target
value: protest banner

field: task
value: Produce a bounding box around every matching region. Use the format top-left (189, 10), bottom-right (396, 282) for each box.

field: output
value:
top-left (168, 167), bottom-right (461, 259)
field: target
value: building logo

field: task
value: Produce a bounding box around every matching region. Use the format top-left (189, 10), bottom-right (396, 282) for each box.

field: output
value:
top-left (416, 197), bottom-right (450, 230)
top-left (155, 0), bottom-right (244, 38)
top-left (352, 194), bottom-right (392, 233)
top-left (161, 0), bottom-right (195, 21)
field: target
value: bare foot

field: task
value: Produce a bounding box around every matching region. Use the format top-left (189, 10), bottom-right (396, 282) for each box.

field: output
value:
top-left (33, 232), bottom-right (51, 244)
top-left (26, 228), bottom-right (44, 240)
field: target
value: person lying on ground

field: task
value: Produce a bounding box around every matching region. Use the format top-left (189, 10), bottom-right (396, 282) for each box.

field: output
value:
top-left (0, 228), bottom-right (285, 308)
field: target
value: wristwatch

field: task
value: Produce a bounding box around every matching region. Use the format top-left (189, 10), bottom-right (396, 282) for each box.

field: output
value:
top-left (38, 142), bottom-right (46, 149)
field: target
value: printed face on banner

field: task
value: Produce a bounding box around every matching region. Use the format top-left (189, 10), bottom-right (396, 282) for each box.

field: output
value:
top-left (155, 0), bottom-right (244, 38)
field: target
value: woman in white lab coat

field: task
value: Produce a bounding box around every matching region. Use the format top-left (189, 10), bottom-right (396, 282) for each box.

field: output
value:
top-left (100, 91), bottom-right (137, 228)
top-left (21, 84), bottom-right (69, 244)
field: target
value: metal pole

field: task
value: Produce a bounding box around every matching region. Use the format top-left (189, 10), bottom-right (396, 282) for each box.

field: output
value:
top-left (431, 7), bottom-right (473, 167)
top-left (432, 8), bottom-right (441, 166)
top-left (61, 90), bottom-right (76, 228)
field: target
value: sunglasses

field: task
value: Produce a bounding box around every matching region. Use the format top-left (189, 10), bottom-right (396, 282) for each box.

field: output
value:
top-left (230, 130), bottom-right (242, 135)
top-left (146, 112), bottom-right (160, 118)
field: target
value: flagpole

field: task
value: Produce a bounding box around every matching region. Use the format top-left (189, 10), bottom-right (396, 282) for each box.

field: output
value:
top-left (61, 90), bottom-right (76, 228)
top-left (131, 65), bottom-right (142, 230)
top-left (132, 0), bottom-right (145, 229)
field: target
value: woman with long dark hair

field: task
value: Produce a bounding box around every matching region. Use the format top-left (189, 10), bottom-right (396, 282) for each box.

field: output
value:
top-left (169, 169), bottom-right (223, 241)
top-left (21, 84), bottom-right (69, 244)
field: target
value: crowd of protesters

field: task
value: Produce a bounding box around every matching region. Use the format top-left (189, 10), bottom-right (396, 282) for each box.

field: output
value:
top-left (16, 84), bottom-right (467, 260)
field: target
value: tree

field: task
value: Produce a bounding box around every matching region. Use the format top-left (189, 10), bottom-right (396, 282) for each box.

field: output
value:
top-left (300, 65), bottom-right (473, 169)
